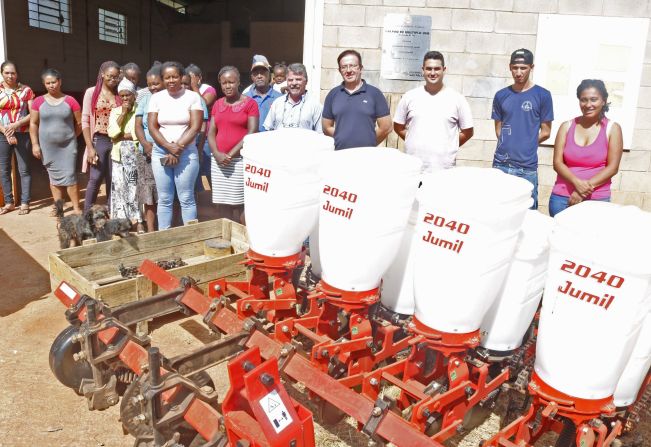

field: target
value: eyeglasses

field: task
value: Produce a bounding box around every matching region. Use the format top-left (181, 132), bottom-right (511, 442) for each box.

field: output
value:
top-left (105, 75), bottom-right (119, 80)
top-left (339, 64), bottom-right (360, 72)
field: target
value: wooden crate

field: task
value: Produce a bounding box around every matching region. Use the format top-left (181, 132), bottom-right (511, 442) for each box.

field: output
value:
top-left (49, 219), bottom-right (249, 307)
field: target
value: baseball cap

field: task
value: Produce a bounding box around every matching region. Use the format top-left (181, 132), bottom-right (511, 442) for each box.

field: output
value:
top-left (510, 48), bottom-right (534, 65)
top-left (251, 54), bottom-right (271, 71)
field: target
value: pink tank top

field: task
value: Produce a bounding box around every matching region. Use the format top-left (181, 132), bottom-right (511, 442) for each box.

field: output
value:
top-left (552, 117), bottom-right (611, 199)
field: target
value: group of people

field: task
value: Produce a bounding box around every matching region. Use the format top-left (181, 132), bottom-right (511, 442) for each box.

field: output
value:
top-left (0, 46), bottom-right (623, 231)
top-left (321, 48), bottom-right (623, 216)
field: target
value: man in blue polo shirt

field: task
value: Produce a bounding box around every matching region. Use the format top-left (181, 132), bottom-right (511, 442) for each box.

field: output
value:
top-left (245, 54), bottom-right (282, 132)
top-left (322, 49), bottom-right (391, 150)
top-left (492, 48), bottom-right (553, 209)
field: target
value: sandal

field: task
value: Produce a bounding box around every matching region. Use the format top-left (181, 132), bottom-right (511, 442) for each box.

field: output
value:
top-left (18, 204), bottom-right (30, 215)
top-left (136, 223), bottom-right (146, 234)
top-left (0, 203), bottom-right (15, 215)
top-left (49, 205), bottom-right (59, 217)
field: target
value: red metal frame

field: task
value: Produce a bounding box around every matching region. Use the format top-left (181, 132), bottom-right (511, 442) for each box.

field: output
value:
top-left (222, 346), bottom-right (315, 447)
top-left (353, 316), bottom-right (510, 442)
top-left (484, 372), bottom-right (622, 447)
top-left (137, 262), bottom-right (442, 446)
top-left (53, 252), bottom-right (639, 447)
top-left (54, 281), bottom-right (225, 443)
top-left (273, 280), bottom-right (412, 377)
top-left (208, 249), bottom-right (306, 323)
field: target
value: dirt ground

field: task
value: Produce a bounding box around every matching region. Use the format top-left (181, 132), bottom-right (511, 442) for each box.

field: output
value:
top-left (0, 166), bottom-right (648, 446)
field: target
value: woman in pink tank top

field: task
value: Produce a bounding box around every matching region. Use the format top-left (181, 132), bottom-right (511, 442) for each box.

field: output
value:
top-left (549, 79), bottom-right (623, 217)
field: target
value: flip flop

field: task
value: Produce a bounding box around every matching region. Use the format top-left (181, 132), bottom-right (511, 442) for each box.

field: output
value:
top-left (0, 203), bottom-right (15, 215)
top-left (18, 205), bottom-right (30, 215)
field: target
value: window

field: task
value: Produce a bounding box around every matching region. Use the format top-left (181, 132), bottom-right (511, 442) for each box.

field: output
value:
top-left (98, 8), bottom-right (126, 45)
top-left (156, 0), bottom-right (187, 14)
top-left (28, 0), bottom-right (71, 33)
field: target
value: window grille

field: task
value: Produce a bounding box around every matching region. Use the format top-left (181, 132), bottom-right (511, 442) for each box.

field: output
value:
top-left (98, 8), bottom-right (127, 45)
top-left (28, 0), bottom-right (71, 33)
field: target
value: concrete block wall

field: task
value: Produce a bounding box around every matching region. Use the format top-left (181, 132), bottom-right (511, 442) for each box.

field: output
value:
top-left (320, 0), bottom-right (651, 214)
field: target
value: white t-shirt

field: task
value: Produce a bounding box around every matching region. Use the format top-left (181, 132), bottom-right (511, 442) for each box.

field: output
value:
top-left (147, 88), bottom-right (203, 143)
top-left (394, 86), bottom-right (473, 173)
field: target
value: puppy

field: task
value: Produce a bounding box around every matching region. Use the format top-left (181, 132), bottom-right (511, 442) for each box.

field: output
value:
top-left (55, 200), bottom-right (110, 248)
top-left (96, 218), bottom-right (132, 242)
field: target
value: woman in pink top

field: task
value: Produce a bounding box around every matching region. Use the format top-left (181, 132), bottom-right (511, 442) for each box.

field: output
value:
top-left (208, 66), bottom-right (258, 223)
top-left (81, 61), bottom-right (121, 212)
top-left (549, 79), bottom-right (623, 217)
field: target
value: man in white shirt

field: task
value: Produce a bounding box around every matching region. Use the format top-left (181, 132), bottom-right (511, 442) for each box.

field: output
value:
top-left (264, 63), bottom-right (323, 132)
top-left (393, 51), bottom-right (474, 173)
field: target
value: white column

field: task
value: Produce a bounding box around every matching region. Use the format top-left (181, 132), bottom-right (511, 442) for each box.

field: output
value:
top-left (0, 0), bottom-right (6, 62)
top-left (302, 0), bottom-right (324, 94)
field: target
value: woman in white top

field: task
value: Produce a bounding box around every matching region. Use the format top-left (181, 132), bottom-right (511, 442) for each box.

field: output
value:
top-left (147, 61), bottom-right (203, 229)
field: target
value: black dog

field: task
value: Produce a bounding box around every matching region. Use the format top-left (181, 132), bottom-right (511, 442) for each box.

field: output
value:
top-left (55, 200), bottom-right (110, 249)
top-left (96, 218), bottom-right (132, 242)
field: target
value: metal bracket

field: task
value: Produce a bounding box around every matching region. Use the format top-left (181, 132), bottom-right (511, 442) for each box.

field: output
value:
top-left (166, 331), bottom-right (250, 376)
top-left (276, 343), bottom-right (296, 372)
top-left (79, 374), bottom-right (119, 411)
top-left (202, 298), bottom-right (227, 333)
top-left (65, 294), bottom-right (94, 325)
top-left (361, 397), bottom-right (391, 444)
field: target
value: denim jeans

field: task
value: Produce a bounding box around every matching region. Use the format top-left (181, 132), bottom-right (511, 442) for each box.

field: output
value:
top-left (492, 161), bottom-right (538, 210)
top-left (84, 134), bottom-right (113, 212)
top-left (194, 137), bottom-right (211, 192)
top-left (548, 193), bottom-right (610, 217)
top-left (151, 146), bottom-right (199, 229)
top-left (0, 132), bottom-right (31, 205)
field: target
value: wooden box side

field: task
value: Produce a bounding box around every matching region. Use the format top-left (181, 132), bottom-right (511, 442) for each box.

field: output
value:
top-left (56, 219), bottom-right (228, 268)
top-left (49, 252), bottom-right (98, 298)
top-left (76, 241), bottom-right (205, 282)
top-left (94, 251), bottom-right (247, 306)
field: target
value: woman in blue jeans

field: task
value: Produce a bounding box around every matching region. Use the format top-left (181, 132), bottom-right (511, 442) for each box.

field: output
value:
top-left (147, 61), bottom-right (203, 229)
top-left (0, 61), bottom-right (35, 215)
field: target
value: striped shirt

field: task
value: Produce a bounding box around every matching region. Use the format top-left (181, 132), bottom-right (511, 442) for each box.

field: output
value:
top-left (263, 92), bottom-right (323, 133)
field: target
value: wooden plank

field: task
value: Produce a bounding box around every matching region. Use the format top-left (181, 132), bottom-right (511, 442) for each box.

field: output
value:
top-left (75, 223), bottom-right (247, 281)
top-left (75, 241), bottom-right (205, 281)
top-left (221, 219), bottom-right (232, 242)
top-left (95, 252), bottom-right (247, 306)
top-left (57, 219), bottom-right (225, 268)
top-left (135, 276), bottom-right (155, 336)
top-left (49, 253), bottom-right (97, 298)
top-left (230, 221), bottom-right (248, 244)
top-left (93, 253), bottom-right (214, 286)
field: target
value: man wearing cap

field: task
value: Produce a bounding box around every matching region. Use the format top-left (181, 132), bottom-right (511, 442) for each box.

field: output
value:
top-left (322, 49), bottom-right (391, 150)
top-left (264, 63), bottom-right (322, 132)
top-left (245, 54), bottom-right (282, 132)
top-left (394, 51), bottom-right (474, 173)
top-left (492, 48), bottom-right (553, 209)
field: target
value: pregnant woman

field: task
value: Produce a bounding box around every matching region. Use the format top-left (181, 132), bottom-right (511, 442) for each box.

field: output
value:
top-left (30, 68), bottom-right (82, 215)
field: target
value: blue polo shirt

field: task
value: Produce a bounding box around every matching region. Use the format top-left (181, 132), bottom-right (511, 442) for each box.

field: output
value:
top-left (246, 86), bottom-right (282, 132)
top-left (322, 80), bottom-right (390, 150)
top-left (491, 84), bottom-right (553, 170)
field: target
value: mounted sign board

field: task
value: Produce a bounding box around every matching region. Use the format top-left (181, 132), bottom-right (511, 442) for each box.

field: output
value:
top-left (381, 14), bottom-right (432, 80)
top-left (534, 14), bottom-right (649, 149)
